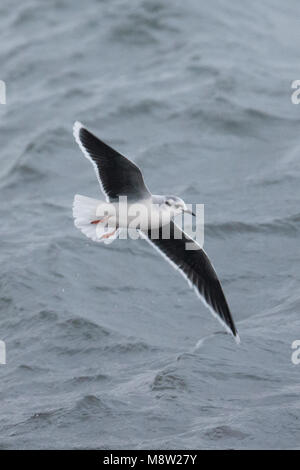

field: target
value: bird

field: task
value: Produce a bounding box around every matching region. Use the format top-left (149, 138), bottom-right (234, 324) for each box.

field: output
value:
top-left (72, 121), bottom-right (239, 343)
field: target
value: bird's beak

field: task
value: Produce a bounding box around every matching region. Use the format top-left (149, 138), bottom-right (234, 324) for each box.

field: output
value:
top-left (183, 208), bottom-right (196, 217)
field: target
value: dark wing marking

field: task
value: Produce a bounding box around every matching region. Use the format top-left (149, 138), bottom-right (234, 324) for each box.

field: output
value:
top-left (73, 122), bottom-right (151, 201)
top-left (143, 221), bottom-right (239, 342)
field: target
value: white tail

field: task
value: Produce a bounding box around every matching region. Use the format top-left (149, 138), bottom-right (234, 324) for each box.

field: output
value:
top-left (73, 194), bottom-right (118, 243)
top-left (73, 194), bottom-right (102, 241)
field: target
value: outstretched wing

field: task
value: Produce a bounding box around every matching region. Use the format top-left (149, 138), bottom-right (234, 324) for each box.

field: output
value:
top-left (143, 221), bottom-right (239, 342)
top-left (73, 122), bottom-right (151, 201)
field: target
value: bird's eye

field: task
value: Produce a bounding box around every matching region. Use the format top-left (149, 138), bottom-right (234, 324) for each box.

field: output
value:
top-left (165, 201), bottom-right (171, 206)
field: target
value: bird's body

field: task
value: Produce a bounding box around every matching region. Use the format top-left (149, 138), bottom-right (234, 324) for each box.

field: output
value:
top-left (107, 194), bottom-right (180, 230)
top-left (72, 121), bottom-right (240, 343)
top-left (73, 193), bottom-right (184, 241)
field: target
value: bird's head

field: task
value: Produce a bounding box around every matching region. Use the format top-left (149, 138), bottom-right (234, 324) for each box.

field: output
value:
top-left (163, 196), bottom-right (195, 217)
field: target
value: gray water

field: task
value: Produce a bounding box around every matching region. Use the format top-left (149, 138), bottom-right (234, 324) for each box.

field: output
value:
top-left (1, 0), bottom-right (300, 450)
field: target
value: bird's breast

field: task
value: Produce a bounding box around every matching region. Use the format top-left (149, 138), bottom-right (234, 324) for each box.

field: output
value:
top-left (109, 201), bottom-right (172, 230)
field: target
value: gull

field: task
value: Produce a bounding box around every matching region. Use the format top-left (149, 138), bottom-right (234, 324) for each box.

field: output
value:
top-left (72, 122), bottom-right (239, 343)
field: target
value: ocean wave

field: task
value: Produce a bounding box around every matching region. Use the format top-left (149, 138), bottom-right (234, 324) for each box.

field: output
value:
top-left (109, 0), bottom-right (180, 45)
top-left (58, 316), bottom-right (111, 339)
top-left (72, 394), bottom-right (109, 413)
top-left (65, 373), bottom-right (109, 385)
top-left (104, 340), bottom-right (158, 354)
top-left (204, 425), bottom-right (248, 441)
top-left (205, 214), bottom-right (300, 237)
top-left (151, 368), bottom-right (187, 392)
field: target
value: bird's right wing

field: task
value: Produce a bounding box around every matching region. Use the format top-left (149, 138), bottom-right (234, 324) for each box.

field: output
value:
top-left (73, 122), bottom-right (151, 201)
top-left (142, 221), bottom-right (239, 342)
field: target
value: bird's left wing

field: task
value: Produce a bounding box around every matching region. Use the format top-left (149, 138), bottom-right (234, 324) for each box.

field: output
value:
top-left (142, 221), bottom-right (239, 342)
top-left (73, 122), bottom-right (151, 201)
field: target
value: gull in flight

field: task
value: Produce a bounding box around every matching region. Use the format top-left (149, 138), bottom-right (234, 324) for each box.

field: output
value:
top-left (72, 122), bottom-right (239, 343)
